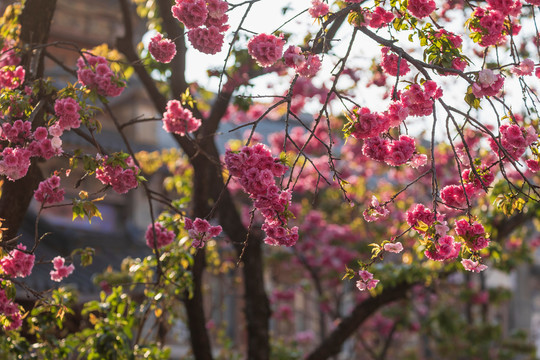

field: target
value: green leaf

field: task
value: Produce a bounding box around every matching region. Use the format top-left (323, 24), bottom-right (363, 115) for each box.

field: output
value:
top-left (464, 86), bottom-right (481, 110)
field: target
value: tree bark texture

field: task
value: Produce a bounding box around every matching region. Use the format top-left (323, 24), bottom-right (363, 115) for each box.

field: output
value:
top-left (0, 0), bottom-right (57, 242)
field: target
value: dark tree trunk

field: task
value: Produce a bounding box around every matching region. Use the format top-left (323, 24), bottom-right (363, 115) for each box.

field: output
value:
top-left (189, 136), bottom-right (271, 360)
top-left (116, 2), bottom-right (271, 357)
top-left (0, 0), bottom-right (57, 243)
top-left (183, 250), bottom-right (213, 360)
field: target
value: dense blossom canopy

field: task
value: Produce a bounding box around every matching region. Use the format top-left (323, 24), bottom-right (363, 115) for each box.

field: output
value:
top-left (0, 0), bottom-right (539, 358)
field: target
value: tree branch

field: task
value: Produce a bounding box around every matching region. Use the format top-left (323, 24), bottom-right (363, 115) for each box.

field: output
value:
top-left (305, 281), bottom-right (413, 360)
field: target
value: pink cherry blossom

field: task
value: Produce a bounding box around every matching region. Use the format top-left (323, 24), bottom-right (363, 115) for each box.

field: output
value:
top-left (363, 195), bottom-right (390, 222)
top-left (385, 135), bottom-right (416, 166)
top-left (172, 0), bottom-right (208, 29)
top-left (461, 259), bottom-right (488, 272)
top-left (455, 219), bottom-right (489, 251)
top-left (34, 175), bottom-right (65, 205)
top-left (283, 46), bottom-right (305, 69)
top-left (512, 59), bottom-right (535, 76)
top-left (76, 55), bottom-right (125, 97)
top-left (368, 7), bottom-right (395, 28)
top-left (225, 144), bottom-right (297, 246)
top-left (381, 47), bottom-right (410, 76)
top-left (162, 99), bottom-right (202, 136)
top-left (54, 97), bottom-right (81, 131)
top-left (356, 270), bottom-right (379, 291)
top-left (187, 26), bottom-right (225, 54)
top-left (527, 159), bottom-right (540, 172)
top-left (406, 203), bottom-right (435, 233)
top-left (408, 0), bottom-right (436, 18)
top-left (0, 244), bottom-right (35, 278)
top-left (145, 222), bottom-right (175, 249)
top-left (297, 55), bottom-right (321, 78)
top-left (400, 81), bottom-right (442, 117)
top-left (184, 217), bottom-right (222, 248)
top-left (0, 147), bottom-right (31, 181)
top-left (247, 33), bottom-right (285, 68)
top-left (472, 69), bottom-right (504, 98)
top-left (468, 8), bottom-right (507, 47)
top-left (425, 235), bottom-right (461, 261)
top-left (309, 0), bottom-right (329, 18)
top-left (50, 256), bottom-right (75, 282)
top-left (384, 242), bottom-right (404, 253)
top-left (0, 289), bottom-right (22, 331)
top-left (149, 33), bottom-right (177, 63)
top-left (95, 155), bottom-right (140, 194)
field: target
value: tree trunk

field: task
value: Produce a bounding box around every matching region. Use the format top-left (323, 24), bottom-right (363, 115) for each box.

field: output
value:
top-left (0, 0), bottom-right (57, 243)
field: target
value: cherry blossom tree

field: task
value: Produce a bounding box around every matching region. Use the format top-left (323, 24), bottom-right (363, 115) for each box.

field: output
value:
top-left (0, 0), bottom-right (539, 358)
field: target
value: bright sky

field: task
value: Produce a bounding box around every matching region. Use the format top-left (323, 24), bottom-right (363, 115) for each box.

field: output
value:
top-left (185, 0), bottom-right (318, 92)
top-left (175, 0), bottom-right (540, 144)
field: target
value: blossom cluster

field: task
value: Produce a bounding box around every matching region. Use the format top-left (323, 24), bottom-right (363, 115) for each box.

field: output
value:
top-left (471, 69), bottom-right (504, 98)
top-left (50, 256), bottom-right (75, 282)
top-left (95, 155), bottom-right (140, 194)
top-left (283, 46), bottom-right (322, 78)
top-left (184, 217), bottom-right (222, 248)
top-left (347, 81), bottom-right (442, 160)
top-left (467, 0), bottom-right (521, 47)
top-left (356, 270), bottom-right (379, 291)
top-left (225, 144), bottom-right (298, 246)
top-left (511, 59), bottom-right (535, 77)
top-left (28, 125), bottom-right (63, 160)
top-left (406, 204), bottom-right (460, 261)
top-left (145, 222), bottom-right (175, 249)
top-left (0, 118), bottom-right (64, 181)
top-left (294, 211), bottom-right (358, 273)
top-left (384, 242), bottom-right (404, 253)
top-left (380, 47), bottom-right (410, 77)
top-left (424, 235), bottom-right (461, 261)
top-left (34, 175), bottom-right (65, 205)
top-left (0, 146), bottom-right (31, 181)
top-left (0, 40), bottom-right (20, 68)
top-left (354, 7), bottom-right (395, 28)
top-left (362, 135), bottom-right (417, 166)
top-left (455, 219), bottom-right (489, 251)
top-left (148, 33), bottom-right (177, 63)
top-left (461, 259), bottom-right (488, 272)
top-left (440, 165), bottom-right (496, 209)
top-left (172, 0), bottom-right (229, 54)
top-left (400, 81), bottom-right (443, 117)
top-left (363, 196), bottom-right (390, 222)
top-left (348, 107), bottom-right (394, 140)
top-left (0, 289), bottom-right (22, 331)
top-left (54, 97), bottom-right (81, 131)
top-left (406, 203), bottom-right (490, 271)
top-left (0, 64), bottom-right (24, 90)
top-left (488, 122), bottom-right (537, 161)
top-left (0, 41), bottom-right (24, 90)
top-left (0, 244), bottom-right (35, 278)
top-left (76, 55), bottom-right (125, 97)
top-left (1, 119), bottom-right (31, 144)
top-left (162, 100), bottom-right (202, 136)
top-left (309, 0), bottom-right (329, 18)
top-left (408, 0), bottom-right (436, 18)
top-left (247, 33), bottom-right (285, 68)
top-left (406, 203), bottom-right (436, 233)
